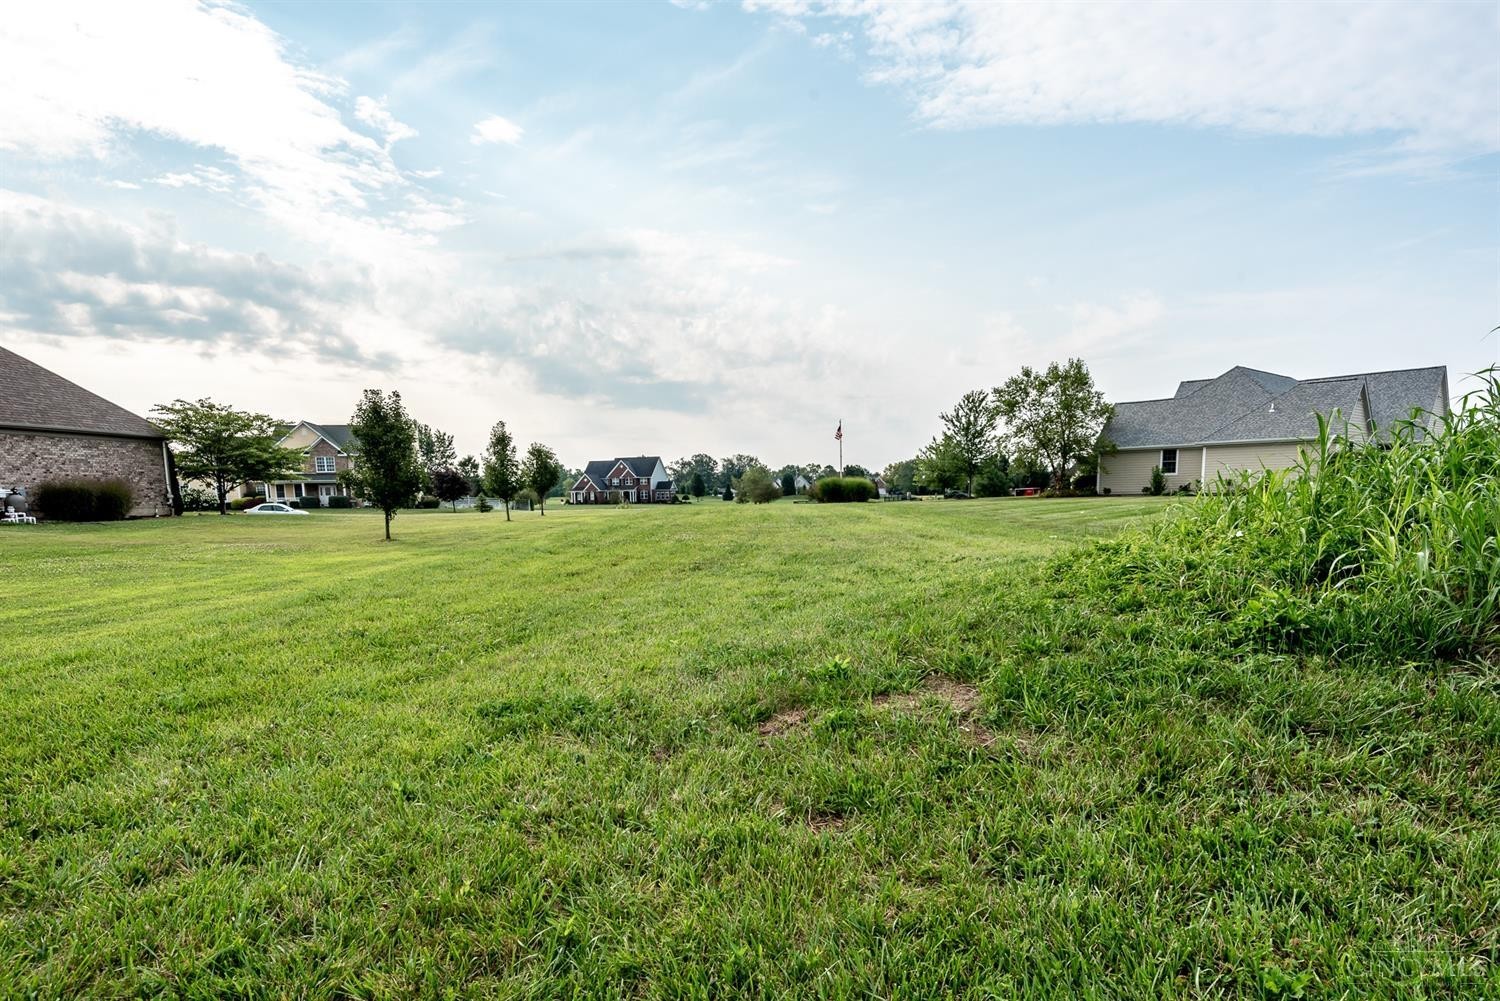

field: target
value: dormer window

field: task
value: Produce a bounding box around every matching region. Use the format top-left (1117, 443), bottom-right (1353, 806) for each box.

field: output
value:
top-left (315, 456), bottom-right (336, 473)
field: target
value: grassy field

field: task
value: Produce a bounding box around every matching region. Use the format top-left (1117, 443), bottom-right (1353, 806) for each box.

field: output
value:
top-left (2, 498), bottom-right (1494, 997)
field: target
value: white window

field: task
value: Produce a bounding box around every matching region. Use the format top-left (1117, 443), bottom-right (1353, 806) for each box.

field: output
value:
top-left (1160, 449), bottom-right (1178, 475)
top-left (315, 455), bottom-right (336, 473)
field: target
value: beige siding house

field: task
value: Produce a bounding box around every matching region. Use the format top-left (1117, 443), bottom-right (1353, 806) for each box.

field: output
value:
top-left (257, 421), bottom-right (359, 505)
top-left (1098, 365), bottom-right (1448, 495)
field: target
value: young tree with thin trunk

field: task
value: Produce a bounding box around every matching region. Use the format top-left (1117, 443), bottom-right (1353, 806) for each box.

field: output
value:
top-left (432, 467), bottom-right (468, 511)
top-left (151, 398), bottom-right (301, 514)
top-left (520, 443), bottom-right (564, 515)
top-left (936, 389), bottom-right (1000, 495)
top-left (481, 420), bottom-right (521, 521)
top-left (994, 358), bottom-right (1114, 492)
top-left (345, 389), bottom-right (421, 540)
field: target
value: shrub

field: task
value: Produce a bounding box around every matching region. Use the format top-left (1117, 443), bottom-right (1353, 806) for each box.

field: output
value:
top-left (475, 496), bottom-right (493, 513)
top-left (1101, 487), bottom-right (1112, 496)
top-left (231, 496), bottom-right (266, 511)
top-left (1060, 373), bottom-right (1500, 661)
top-left (1149, 466), bottom-right (1167, 496)
top-left (181, 486), bottom-right (216, 512)
top-left (32, 478), bottom-right (134, 521)
top-left (326, 495), bottom-right (353, 509)
top-left (812, 476), bottom-right (877, 503)
top-left (737, 466), bottom-right (781, 504)
top-left (415, 497), bottom-right (441, 509)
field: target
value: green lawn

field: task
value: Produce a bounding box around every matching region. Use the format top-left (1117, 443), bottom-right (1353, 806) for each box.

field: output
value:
top-left (2, 499), bottom-right (1493, 997)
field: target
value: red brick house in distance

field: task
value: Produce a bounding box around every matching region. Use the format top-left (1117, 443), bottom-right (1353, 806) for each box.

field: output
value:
top-left (569, 456), bottom-right (673, 503)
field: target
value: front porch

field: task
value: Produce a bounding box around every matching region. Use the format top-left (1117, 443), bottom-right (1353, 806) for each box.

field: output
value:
top-left (262, 474), bottom-right (352, 506)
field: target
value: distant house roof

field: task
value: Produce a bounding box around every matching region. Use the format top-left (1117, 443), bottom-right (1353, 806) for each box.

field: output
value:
top-left (0, 345), bottom-right (163, 440)
top-left (1105, 364), bottom-right (1448, 450)
top-left (289, 421), bottom-right (357, 451)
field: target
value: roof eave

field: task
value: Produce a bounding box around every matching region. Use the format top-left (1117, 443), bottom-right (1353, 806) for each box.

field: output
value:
top-left (0, 420), bottom-right (164, 441)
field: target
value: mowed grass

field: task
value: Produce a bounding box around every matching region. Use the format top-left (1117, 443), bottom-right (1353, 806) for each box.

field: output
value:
top-left (1, 498), bottom-right (1494, 997)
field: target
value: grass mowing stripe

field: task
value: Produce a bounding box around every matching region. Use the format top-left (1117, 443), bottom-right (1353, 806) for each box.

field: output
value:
top-left (2, 497), bottom-right (1494, 996)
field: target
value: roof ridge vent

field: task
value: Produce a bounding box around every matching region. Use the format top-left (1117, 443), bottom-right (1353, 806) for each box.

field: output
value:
top-left (1268, 402), bottom-right (1276, 413)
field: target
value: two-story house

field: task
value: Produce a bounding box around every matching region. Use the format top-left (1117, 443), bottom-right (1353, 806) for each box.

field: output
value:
top-left (569, 456), bottom-right (673, 503)
top-left (258, 421), bottom-right (358, 506)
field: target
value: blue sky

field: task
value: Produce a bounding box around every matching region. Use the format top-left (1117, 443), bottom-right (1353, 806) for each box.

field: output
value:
top-left (1, 1), bottom-right (1495, 468)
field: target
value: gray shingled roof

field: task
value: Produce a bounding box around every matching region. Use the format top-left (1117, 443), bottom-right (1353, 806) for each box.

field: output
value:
top-left (1104, 364), bottom-right (1448, 449)
top-left (1201, 377), bottom-right (1367, 444)
top-left (304, 423), bottom-right (357, 450)
top-left (0, 345), bottom-right (162, 439)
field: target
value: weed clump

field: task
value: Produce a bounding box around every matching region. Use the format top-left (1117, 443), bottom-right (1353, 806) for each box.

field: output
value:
top-left (1063, 370), bottom-right (1499, 661)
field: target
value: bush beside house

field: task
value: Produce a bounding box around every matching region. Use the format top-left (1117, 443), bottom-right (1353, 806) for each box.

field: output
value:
top-left (32, 478), bottom-right (135, 521)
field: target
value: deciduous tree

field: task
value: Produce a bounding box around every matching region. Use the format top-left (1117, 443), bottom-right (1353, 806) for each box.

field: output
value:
top-left (916, 436), bottom-right (965, 493)
top-left (151, 398), bottom-right (301, 515)
top-left (736, 466), bottom-right (780, 503)
top-left (432, 467), bottom-right (469, 512)
top-left (994, 358), bottom-right (1114, 491)
top-left (670, 454), bottom-right (718, 490)
top-left (520, 443), bottom-right (564, 516)
top-left (717, 454), bottom-right (761, 490)
top-left (414, 423), bottom-right (457, 495)
top-left (481, 420), bottom-right (521, 521)
top-left (345, 390), bottom-right (421, 541)
top-left (690, 471), bottom-right (707, 497)
top-left (936, 389), bottom-right (1000, 495)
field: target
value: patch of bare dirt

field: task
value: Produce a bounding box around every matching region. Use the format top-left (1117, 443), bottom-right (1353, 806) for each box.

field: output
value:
top-left (757, 707), bottom-right (808, 737)
top-left (805, 810), bottom-right (848, 833)
top-left (873, 676), bottom-right (996, 747)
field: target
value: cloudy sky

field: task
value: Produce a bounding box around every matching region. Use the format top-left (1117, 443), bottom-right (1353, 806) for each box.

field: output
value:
top-left (1, 1), bottom-right (1495, 469)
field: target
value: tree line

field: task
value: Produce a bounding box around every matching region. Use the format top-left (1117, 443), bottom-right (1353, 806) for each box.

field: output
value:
top-left (909, 358), bottom-right (1113, 496)
top-left (151, 391), bottom-right (566, 540)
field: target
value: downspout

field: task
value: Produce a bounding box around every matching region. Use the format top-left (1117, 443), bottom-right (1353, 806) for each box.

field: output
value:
top-left (161, 441), bottom-right (183, 516)
top-left (1200, 446), bottom-right (1208, 491)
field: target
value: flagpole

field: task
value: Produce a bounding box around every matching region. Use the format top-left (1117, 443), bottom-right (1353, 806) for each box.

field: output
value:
top-left (838, 417), bottom-right (843, 477)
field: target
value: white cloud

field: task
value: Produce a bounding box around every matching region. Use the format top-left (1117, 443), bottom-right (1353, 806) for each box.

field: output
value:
top-left (470, 114), bottom-right (525, 146)
top-left (151, 165), bottom-right (236, 193)
top-left (0, 189), bottom-right (382, 365)
top-left (0, 1), bottom-right (404, 218)
top-left (354, 95), bottom-right (418, 146)
top-left (751, 1), bottom-right (1500, 160)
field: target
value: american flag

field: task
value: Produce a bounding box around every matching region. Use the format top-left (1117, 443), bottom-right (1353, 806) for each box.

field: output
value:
top-left (834, 421), bottom-right (842, 441)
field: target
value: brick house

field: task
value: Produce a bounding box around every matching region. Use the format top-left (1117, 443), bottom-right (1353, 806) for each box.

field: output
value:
top-left (569, 456), bottom-right (674, 503)
top-left (0, 345), bottom-right (178, 517)
top-left (257, 421), bottom-right (359, 506)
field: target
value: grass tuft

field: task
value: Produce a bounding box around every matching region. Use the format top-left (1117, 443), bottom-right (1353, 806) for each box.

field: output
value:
top-left (1064, 368), bottom-right (1499, 662)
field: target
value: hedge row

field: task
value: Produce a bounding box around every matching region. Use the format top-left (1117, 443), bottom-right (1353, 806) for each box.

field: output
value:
top-left (32, 478), bottom-right (135, 521)
top-left (812, 476), bottom-right (876, 503)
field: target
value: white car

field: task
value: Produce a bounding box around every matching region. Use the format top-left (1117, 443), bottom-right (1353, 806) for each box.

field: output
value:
top-left (244, 502), bottom-right (309, 516)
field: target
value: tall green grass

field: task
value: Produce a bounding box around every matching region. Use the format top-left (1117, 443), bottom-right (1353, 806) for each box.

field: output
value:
top-left (1070, 369), bottom-right (1498, 661)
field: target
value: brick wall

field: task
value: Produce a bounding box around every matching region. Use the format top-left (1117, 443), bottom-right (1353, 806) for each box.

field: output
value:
top-left (1, 430), bottom-right (174, 517)
top-left (306, 438), bottom-right (351, 473)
